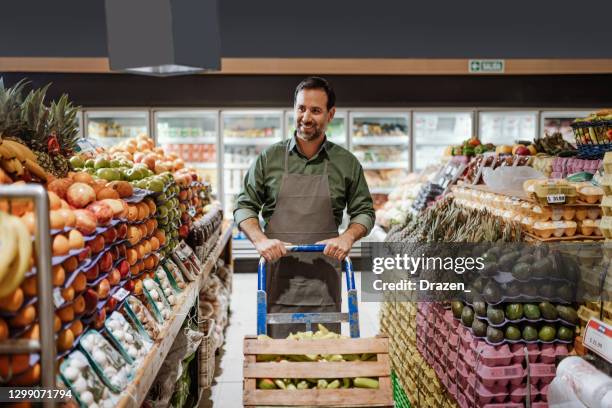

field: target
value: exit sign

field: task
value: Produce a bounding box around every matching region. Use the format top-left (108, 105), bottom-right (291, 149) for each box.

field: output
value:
top-left (469, 59), bottom-right (505, 73)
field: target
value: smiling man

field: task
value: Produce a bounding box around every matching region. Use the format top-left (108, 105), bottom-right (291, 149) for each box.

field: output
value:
top-left (234, 76), bottom-right (375, 337)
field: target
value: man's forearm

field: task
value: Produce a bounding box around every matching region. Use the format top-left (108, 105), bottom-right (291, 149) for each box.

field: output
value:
top-left (239, 217), bottom-right (268, 244)
top-left (341, 223), bottom-right (367, 244)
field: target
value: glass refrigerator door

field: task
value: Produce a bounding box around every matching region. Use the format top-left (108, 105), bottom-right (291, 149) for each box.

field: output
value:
top-left (285, 111), bottom-right (347, 146)
top-left (350, 112), bottom-right (410, 208)
top-left (222, 110), bottom-right (283, 216)
top-left (413, 111), bottom-right (473, 171)
top-left (85, 110), bottom-right (149, 148)
top-left (540, 111), bottom-right (591, 145)
top-left (478, 111), bottom-right (538, 145)
top-left (155, 110), bottom-right (219, 193)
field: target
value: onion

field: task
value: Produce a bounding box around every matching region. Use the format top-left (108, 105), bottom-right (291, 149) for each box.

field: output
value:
top-left (66, 183), bottom-right (96, 208)
top-left (74, 209), bottom-right (97, 235)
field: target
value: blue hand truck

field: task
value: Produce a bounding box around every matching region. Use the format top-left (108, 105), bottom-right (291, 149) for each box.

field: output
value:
top-left (257, 244), bottom-right (360, 338)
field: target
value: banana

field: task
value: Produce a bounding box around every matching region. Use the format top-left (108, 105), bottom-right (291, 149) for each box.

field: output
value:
top-left (0, 143), bottom-right (18, 161)
top-left (0, 215), bottom-right (31, 298)
top-left (0, 213), bottom-right (18, 284)
top-left (23, 159), bottom-right (48, 182)
top-left (1, 140), bottom-right (37, 163)
top-left (0, 158), bottom-right (24, 177)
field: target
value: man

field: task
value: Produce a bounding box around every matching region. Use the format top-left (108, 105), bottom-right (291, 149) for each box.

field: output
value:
top-left (234, 77), bottom-right (375, 337)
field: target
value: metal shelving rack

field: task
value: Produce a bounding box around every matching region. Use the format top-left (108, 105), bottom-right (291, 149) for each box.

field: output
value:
top-left (0, 184), bottom-right (56, 407)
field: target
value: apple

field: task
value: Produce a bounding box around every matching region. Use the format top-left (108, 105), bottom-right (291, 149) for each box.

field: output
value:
top-left (98, 251), bottom-right (113, 273)
top-left (117, 243), bottom-right (126, 258)
top-left (102, 227), bottom-right (117, 244)
top-left (86, 202), bottom-right (113, 226)
top-left (96, 279), bottom-right (110, 299)
top-left (108, 268), bottom-right (121, 286)
top-left (93, 308), bottom-right (106, 330)
top-left (109, 245), bottom-right (120, 262)
top-left (106, 297), bottom-right (118, 313)
top-left (116, 223), bottom-right (127, 240)
top-left (123, 280), bottom-right (135, 293)
top-left (515, 146), bottom-right (531, 156)
top-left (85, 264), bottom-right (99, 282)
top-left (78, 246), bottom-right (92, 262)
top-left (179, 224), bottom-right (189, 238)
top-left (87, 235), bottom-right (105, 254)
top-left (83, 289), bottom-right (99, 314)
top-left (117, 260), bottom-right (130, 278)
top-left (134, 279), bottom-right (143, 295)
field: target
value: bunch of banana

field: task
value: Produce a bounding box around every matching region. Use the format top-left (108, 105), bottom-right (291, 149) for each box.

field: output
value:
top-left (0, 137), bottom-right (48, 182)
top-left (0, 211), bottom-right (31, 298)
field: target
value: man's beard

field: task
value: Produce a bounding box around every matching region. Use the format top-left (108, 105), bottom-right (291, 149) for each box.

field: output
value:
top-left (297, 124), bottom-right (323, 141)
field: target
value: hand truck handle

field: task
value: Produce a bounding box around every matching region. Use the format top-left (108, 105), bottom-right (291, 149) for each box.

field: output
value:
top-left (257, 244), bottom-right (356, 292)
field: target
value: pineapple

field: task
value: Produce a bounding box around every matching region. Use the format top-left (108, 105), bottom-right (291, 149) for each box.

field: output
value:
top-left (0, 78), bottom-right (28, 138)
top-left (49, 94), bottom-right (80, 176)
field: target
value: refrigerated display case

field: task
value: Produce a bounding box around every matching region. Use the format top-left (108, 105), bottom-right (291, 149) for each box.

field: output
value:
top-left (85, 110), bottom-right (149, 148)
top-left (154, 110), bottom-right (219, 192)
top-left (540, 110), bottom-right (591, 145)
top-left (285, 111), bottom-right (348, 146)
top-left (478, 111), bottom-right (538, 145)
top-left (413, 111), bottom-right (473, 171)
top-left (350, 112), bottom-right (410, 207)
top-left (221, 110), bottom-right (283, 216)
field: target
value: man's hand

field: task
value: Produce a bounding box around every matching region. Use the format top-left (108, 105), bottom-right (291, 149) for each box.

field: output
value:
top-left (316, 235), bottom-right (354, 261)
top-left (254, 239), bottom-right (290, 263)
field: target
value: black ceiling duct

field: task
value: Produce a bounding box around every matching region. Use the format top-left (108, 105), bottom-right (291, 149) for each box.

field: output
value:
top-left (104, 0), bottom-right (221, 76)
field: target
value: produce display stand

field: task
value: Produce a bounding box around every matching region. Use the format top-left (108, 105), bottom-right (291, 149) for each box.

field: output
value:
top-left (116, 220), bottom-right (232, 408)
top-left (0, 184), bottom-right (56, 408)
top-left (243, 335), bottom-right (393, 407)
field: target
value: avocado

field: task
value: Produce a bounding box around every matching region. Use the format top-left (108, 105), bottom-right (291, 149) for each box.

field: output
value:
top-left (482, 250), bottom-right (498, 264)
top-left (505, 325), bottom-right (522, 341)
top-left (539, 302), bottom-right (558, 320)
top-left (556, 305), bottom-right (578, 324)
top-left (538, 284), bottom-right (555, 299)
top-left (522, 325), bottom-right (538, 341)
top-left (504, 282), bottom-right (521, 298)
top-left (498, 251), bottom-right (520, 271)
top-left (487, 305), bottom-right (505, 325)
top-left (84, 158), bottom-right (95, 168)
top-left (505, 304), bottom-right (523, 321)
top-left (472, 318), bottom-right (488, 337)
top-left (539, 325), bottom-right (556, 342)
top-left (557, 325), bottom-right (575, 341)
top-left (483, 282), bottom-right (502, 304)
top-left (516, 254), bottom-right (535, 266)
top-left (472, 278), bottom-right (487, 293)
top-left (555, 285), bottom-right (574, 303)
top-left (532, 258), bottom-right (553, 278)
top-left (521, 283), bottom-right (539, 299)
top-left (481, 262), bottom-right (498, 277)
top-left (473, 301), bottom-right (487, 317)
top-left (512, 263), bottom-right (531, 281)
top-left (486, 326), bottom-right (504, 344)
top-left (451, 301), bottom-right (464, 319)
top-left (461, 306), bottom-right (475, 327)
top-left (523, 304), bottom-right (541, 320)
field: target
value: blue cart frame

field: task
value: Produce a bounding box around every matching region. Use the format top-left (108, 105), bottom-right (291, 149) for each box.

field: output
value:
top-left (257, 244), bottom-right (360, 338)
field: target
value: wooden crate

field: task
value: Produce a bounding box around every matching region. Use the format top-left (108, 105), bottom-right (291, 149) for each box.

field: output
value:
top-left (243, 335), bottom-right (394, 407)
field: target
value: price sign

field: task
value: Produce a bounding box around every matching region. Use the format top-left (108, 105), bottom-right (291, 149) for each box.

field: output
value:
top-left (188, 207), bottom-right (196, 217)
top-left (547, 194), bottom-right (566, 204)
top-left (584, 318), bottom-right (612, 363)
top-left (53, 288), bottom-right (65, 308)
top-left (113, 287), bottom-right (130, 302)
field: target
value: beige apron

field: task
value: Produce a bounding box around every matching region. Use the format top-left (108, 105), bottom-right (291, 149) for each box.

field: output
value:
top-left (265, 142), bottom-right (341, 338)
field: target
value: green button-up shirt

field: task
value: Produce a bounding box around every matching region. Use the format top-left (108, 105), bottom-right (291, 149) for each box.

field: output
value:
top-left (233, 135), bottom-right (375, 234)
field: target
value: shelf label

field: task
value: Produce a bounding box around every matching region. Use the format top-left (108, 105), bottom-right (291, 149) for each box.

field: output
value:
top-left (584, 318), bottom-right (612, 363)
top-left (469, 59), bottom-right (505, 73)
top-left (547, 194), bottom-right (566, 204)
top-left (188, 207), bottom-right (196, 217)
top-left (113, 287), bottom-right (130, 302)
top-left (53, 288), bottom-right (65, 308)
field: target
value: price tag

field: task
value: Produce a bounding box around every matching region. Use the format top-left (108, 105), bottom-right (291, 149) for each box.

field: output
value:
top-left (113, 287), bottom-right (130, 302)
top-left (547, 194), bottom-right (566, 204)
top-left (188, 207), bottom-right (196, 217)
top-left (53, 288), bottom-right (65, 308)
top-left (584, 318), bottom-right (612, 363)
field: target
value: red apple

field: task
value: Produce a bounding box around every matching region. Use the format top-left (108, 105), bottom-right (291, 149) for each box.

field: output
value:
top-left (86, 202), bottom-right (113, 226)
top-left (78, 246), bottom-right (92, 262)
top-left (93, 308), bottom-right (106, 329)
top-left (96, 278), bottom-right (110, 299)
top-left (117, 243), bottom-right (126, 258)
top-left (83, 289), bottom-right (99, 314)
top-left (116, 223), bottom-right (127, 240)
top-left (87, 235), bottom-right (105, 254)
top-left (179, 224), bottom-right (189, 238)
top-left (181, 212), bottom-right (190, 223)
top-left (123, 280), bottom-right (135, 293)
top-left (117, 260), bottom-right (130, 278)
top-left (106, 297), bottom-right (118, 313)
top-left (515, 146), bottom-right (531, 156)
top-left (108, 268), bottom-right (121, 286)
top-left (102, 227), bottom-right (117, 244)
top-left (98, 251), bottom-right (113, 273)
top-left (85, 264), bottom-right (99, 282)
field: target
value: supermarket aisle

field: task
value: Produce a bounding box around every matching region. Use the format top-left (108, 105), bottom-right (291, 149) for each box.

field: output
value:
top-left (200, 271), bottom-right (380, 407)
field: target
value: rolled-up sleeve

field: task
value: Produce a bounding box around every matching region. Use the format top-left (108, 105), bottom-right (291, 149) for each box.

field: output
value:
top-left (346, 161), bottom-right (375, 235)
top-left (233, 155), bottom-right (265, 227)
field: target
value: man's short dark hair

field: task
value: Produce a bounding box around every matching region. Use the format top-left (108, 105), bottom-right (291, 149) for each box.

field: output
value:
top-left (294, 76), bottom-right (336, 111)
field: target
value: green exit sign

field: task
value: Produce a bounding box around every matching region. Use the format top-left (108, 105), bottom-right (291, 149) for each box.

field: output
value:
top-left (469, 59), bottom-right (505, 73)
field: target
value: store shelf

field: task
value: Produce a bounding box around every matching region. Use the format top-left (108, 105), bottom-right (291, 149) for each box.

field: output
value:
top-left (189, 162), bottom-right (217, 170)
top-left (158, 136), bottom-right (216, 145)
top-left (224, 137), bottom-right (278, 146)
top-left (362, 162), bottom-right (409, 170)
top-left (351, 136), bottom-right (409, 145)
top-left (116, 221), bottom-right (232, 408)
top-left (370, 187), bottom-right (396, 194)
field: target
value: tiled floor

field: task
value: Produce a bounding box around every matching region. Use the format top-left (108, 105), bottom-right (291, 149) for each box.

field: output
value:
top-left (199, 271), bottom-right (380, 407)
